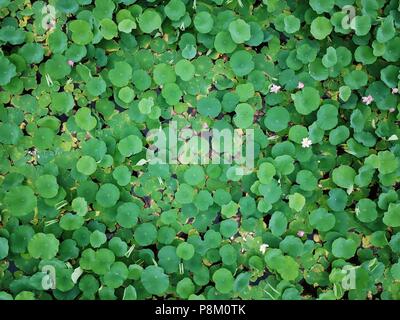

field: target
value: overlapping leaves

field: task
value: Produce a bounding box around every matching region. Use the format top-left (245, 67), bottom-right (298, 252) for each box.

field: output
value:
top-left (0, 0), bottom-right (399, 301)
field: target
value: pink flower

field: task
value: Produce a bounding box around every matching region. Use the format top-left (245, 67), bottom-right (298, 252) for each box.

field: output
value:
top-left (297, 230), bottom-right (305, 237)
top-left (67, 60), bottom-right (74, 67)
top-left (297, 82), bottom-right (304, 89)
top-left (389, 108), bottom-right (396, 113)
top-left (362, 95), bottom-right (374, 105)
top-left (46, 19), bottom-right (56, 30)
top-left (392, 88), bottom-right (399, 94)
top-left (270, 84), bottom-right (281, 94)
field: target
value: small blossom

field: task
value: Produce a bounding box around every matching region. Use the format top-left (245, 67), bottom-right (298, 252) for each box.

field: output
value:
top-left (301, 137), bottom-right (312, 148)
top-left (362, 95), bottom-right (374, 105)
top-left (259, 243), bottom-right (269, 254)
top-left (67, 60), bottom-right (74, 67)
top-left (297, 82), bottom-right (304, 89)
top-left (270, 84), bottom-right (281, 94)
top-left (389, 107), bottom-right (396, 113)
top-left (46, 19), bottom-right (56, 30)
top-left (297, 230), bottom-right (305, 237)
top-left (392, 88), bottom-right (399, 94)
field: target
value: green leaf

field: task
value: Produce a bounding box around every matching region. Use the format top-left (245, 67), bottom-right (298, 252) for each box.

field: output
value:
top-left (284, 15), bottom-right (300, 34)
top-left (310, 17), bottom-right (332, 40)
top-left (176, 242), bottom-right (195, 260)
top-left (100, 18), bottom-right (118, 40)
top-left (230, 50), bottom-right (254, 77)
top-left (257, 162), bottom-right (276, 184)
top-left (377, 16), bottom-right (395, 43)
top-left (69, 20), bottom-right (93, 45)
top-left (229, 19), bottom-right (251, 44)
top-left (309, 208), bottom-right (336, 232)
top-left (316, 104), bottom-right (338, 130)
top-left (75, 107), bottom-right (97, 131)
top-left (194, 12), bottom-right (214, 34)
top-left (322, 47), bottom-right (337, 68)
top-left (4, 186), bottom-right (37, 217)
top-left (269, 211), bottom-right (288, 237)
top-left (0, 56), bottom-right (16, 85)
top-left (309, 0), bottom-right (334, 14)
top-left (109, 62), bottom-right (132, 87)
top-left (87, 77), bottom-right (106, 96)
top-left (276, 255), bottom-right (299, 281)
top-left (288, 193), bottom-right (305, 212)
top-left (234, 103), bottom-right (254, 128)
top-left (96, 183), bottom-right (120, 208)
top-left (221, 201), bottom-right (239, 219)
top-left (212, 268), bottom-right (234, 294)
top-left (176, 278), bottom-right (195, 299)
top-left (0, 238), bottom-right (9, 260)
top-left (117, 135), bottom-right (143, 157)
top-left (383, 203), bottom-right (400, 227)
top-left (184, 165), bottom-right (205, 186)
top-left (165, 0), bottom-right (186, 21)
top-left (28, 233), bottom-right (59, 259)
top-left (214, 31), bottom-right (237, 54)
top-left (377, 151), bottom-right (398, 175)
top-left (264, 106), bottom-right (290, 132)
top-left (332, 165), bottom-right (356, 189)
top-left (351, 15), bottom-right (371, 36)
top-left (35, 175), bottom-right (59, 199)
top-left (141, 266), bottom-right (169, 296)
top-left (139, 9), bottom-right (162, 33)
top-left (356, 199), bottom-right (377, 223)
top-left (134, 223), bottom-right (157, 246)
top-left (332, 238), bottom-right (357, 259)
top-left (77, 156), bottom-right (97, 175)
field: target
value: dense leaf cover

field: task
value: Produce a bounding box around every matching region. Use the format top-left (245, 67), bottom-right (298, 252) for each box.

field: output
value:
top-left (0, 0), bottom-right (399, 300)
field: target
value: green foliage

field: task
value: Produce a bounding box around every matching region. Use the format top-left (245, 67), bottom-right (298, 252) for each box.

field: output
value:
top-left (28, 233), bottom-right (59, 260)
top-left (0, 0), bottom-right (399, 302)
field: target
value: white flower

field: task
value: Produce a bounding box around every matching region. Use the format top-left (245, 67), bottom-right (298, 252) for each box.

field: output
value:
top-left (301, 137), bottom-right (312, 148)
top-left (67, 60), bottom-right (74, 67)
top-left (392, 88), bottom-right (399, 94)
top-left (270, 84), bottom-right (281, 93)
top-left (362, 95), bottom-right (374, 105)
top-left (46, 19), bottom-right (56, 30)
top-left (259, 243), bottom-right (269, 254)
top-left (297, 82), bottom-right (304, 89)
top-left (297, 230), bottom-right (305, 237)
